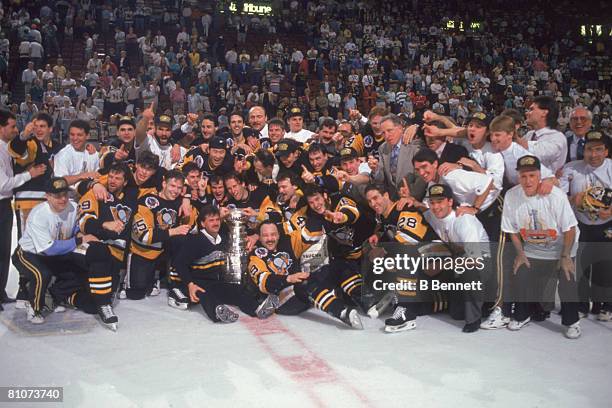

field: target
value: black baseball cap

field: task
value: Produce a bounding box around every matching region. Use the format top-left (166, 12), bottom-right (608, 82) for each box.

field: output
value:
top-left (209, 136), bottom-right (227, 150)
top-left (47, 177), bottom-right (70, 194)
top-left (516, 155), bottom-right (541, 172)
top-left (466, 111), bottom-right (492, 127)
top-left (339, 147), bottom-right (359, 161)
top-left (118, 116), bottom-right (135, 128)
top-left (287, 107), bottom-right (304, 118)
top-left (156, 115), bottom-right (173, 128)
top-left (427, 183), bottom-right (453, 199)
top-left (275, 139), bottom-right (298, 158)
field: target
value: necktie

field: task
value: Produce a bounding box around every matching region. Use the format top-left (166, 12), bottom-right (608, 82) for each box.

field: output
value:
top-left (390, 144), bottom-right (400, 176)
top-left (577, 138), bottom-right (585, 160)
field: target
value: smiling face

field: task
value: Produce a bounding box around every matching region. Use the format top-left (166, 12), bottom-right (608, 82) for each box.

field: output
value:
top-left (308, 150), bottom-right (327, 172)
top-left (249, 107), bottom-right (267, 131)
top-left (583, 142), bottom-right (608, 168)
top-left (306, 192), bottom-right (328, 215)
top-left (277, 178), bottom-right (297, 203)
top-left (569, 108), bottom-right (592, 137)
top-left (489, 130), bottom-right (513, 152)
top-left (366, 189), bottom-right (391, 216)
top-left (230, 114), bottom-right (244, 137)
top-left (69, 126), bottom-right (88, 151)
top-left (414, 160), bottom-right (438, 183)
top-left (202, 213), bottom-right (221, 236)
top-left (161, 177), bottom-right (185, 200)
top-left (225, 177), bottom-right (247, 200)
top-left (33, 119), bottom-right (53, 142)
top-left (260, 222), bottom-right (280, 252)
top-left (209, 147), bottom-right (226, 168)
top-left (428, 197), bottom-right (453, 219)
top-left (340, 157), bottom-right (360, 176)
top-left (107, 169), bottom-right (128, 194)
top-left (46, 192), bottom-right (70, 213)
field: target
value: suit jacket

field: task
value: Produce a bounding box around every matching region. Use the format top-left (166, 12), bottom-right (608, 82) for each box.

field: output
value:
top-left (373, 141), bottom-right (427, 200)
top-left (439, 142), bottom-right (469, 164)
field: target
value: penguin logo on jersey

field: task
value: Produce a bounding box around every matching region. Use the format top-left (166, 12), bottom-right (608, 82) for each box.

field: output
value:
top-left (270, 252), bottom-right (293, 275)
top-left (145, 196), bottom-right (160, 209)
top-left (156, 208), bottom-right (178, 229)
top-left (364, 135), bottom-right (374, 148)
top-left (111, 204), bottom-right (133, 224)
top-left (195, 155), bottom-right (204, 169)
top-left (330, 226), bottom-right (355, 246)
top-left (255, 247), bottom-right (268, 258)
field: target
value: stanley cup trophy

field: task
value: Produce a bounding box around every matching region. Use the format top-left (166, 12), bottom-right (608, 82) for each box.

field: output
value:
top-left (224, 208), bottom-right (249, 284)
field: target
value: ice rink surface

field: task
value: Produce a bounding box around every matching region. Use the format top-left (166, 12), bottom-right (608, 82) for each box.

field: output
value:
top-left (2, 224), bottom-right (612, 408)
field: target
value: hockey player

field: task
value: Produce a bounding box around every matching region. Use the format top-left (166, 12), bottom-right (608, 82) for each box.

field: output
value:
top-left (99, 116), bottom-right (137, 173)
top-left (365, 184), bottom-right (440, 332)
top-left (77, 163), bottom-right (138, 330)
top-left (249, 220), bottom-right (364, 328)
top-left (128, 170), bottom-right (194, 300)
top-left (171, 206), bottom-right (279, 322)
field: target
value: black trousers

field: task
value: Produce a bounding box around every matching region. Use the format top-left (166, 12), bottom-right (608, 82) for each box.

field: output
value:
top-left (11, 246), bottom-right (96, 313)
top-left (514, 258), bottom-right (579, 326)
top-left (126, 253), bottom-right (160, 300)
top-left (0, 198), bottom-right (12, 301)
top-left (72, 242), bottom-right (123, 306)
top-left (193, 278), bottom-right (259, 322)
top-left (577, 221), bottom-right (612, 312)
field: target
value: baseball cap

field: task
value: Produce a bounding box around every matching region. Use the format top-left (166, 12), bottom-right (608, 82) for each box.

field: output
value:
top-left (339, 147), bottom-right (358, 161)
top-left (155, 114), bottom-right (173, 128)
top-left (584, 129), bottom-right (609, 148)
top-left (47, 177), bottom-right (70, 194)
top-left (287, 107), bottom-right (304, 118)
top-left (209, 136), bottom-right (227, 150)
top-left (118, 116), bottom-right (135, 128)
top-left (275, 139), bottom-right (298, 158)
top-left (466, 111), bottom-right (492, 126)
top-left (427, 183), bottom-right (453, 200)
top-left (516, 155), bottom-right (541, 172)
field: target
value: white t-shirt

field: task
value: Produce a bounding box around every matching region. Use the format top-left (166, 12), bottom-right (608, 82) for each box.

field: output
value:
top-left (560, 158), bottom-right (612, 225)
top-left (19, 201), bottom-right (78, 254)
top-left (285, 129), bottom-right (314, 144)
top-left (54, 144), bottom-right (100, 178)
top-left (499, 142), bottom-right (554, 186)
top-left (424, 210), bottom-right (491, 258)
top-left (134, 134), bottom-right (186, 170)
top-left (501, 185), bottom-right (579, 259)
top-left (432, 169), bottom-right (496, 211)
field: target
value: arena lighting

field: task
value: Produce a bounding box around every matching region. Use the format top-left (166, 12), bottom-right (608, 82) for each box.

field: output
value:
top-left (580, 24), bottom-right (607, 37)
top-left (224, 1), bottom-right (274, 15)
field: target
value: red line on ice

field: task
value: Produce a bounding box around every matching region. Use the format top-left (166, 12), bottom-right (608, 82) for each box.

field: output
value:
top-left (241, 316), bottom-right (373, 407)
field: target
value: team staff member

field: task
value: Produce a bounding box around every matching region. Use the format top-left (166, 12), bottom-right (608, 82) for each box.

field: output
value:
top-left (501, 155), bottom-right (581, 339)
top-left (135, 104), bottom-right (185, 170)
top-left (424, 184), bottom-right (491, 333)
top-left (53, 119), bottom-right (100, 186)
top-left (99, 116), bottom-right (138, 172)
top-left (0, 110), bottom-right (46, 309)
top-left (285, 107), bottom-right (314, 143)
top-left (12, 177), bottom-right (98, 323)
top-left (560, 130), bottom-right (612, 320)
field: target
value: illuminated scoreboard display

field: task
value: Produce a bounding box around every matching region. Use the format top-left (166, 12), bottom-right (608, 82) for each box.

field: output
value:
top-left (222, 1), bottom-right (274, 16)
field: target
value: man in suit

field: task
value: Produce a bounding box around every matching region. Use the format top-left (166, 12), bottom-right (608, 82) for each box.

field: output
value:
top-left (566, 107), bottom-right (592, 163)
top-left (371, 114), bottom-right (427, 200)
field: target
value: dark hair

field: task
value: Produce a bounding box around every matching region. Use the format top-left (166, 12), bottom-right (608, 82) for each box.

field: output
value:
top-left (198, 205), bottom-right (220, 224)
top-left (108, 162), bottom-right (131, 179)
top-left (229, 112), bottom-right (244, 121)
top-left (33, 112), bottom-right (54, 128)
top-left (533, 96), bottom-right (559, 128)
top-left (136, 151), bottom-right (159, 169)
top-left (319, 118), bottom-right (337, 131)
top-left (164, 169), bottom-right (186, 183)
top-left (307, 143), bottom-right (326, 156)
top-left (69, 119), bottom-right (90, 134)
top-left (181, 162), bottom-right (201, 176)
top-left (302, 184), bottom-right (326, 199)
top-left (268, 118), bottom-right (285, 129)
top-left (201, 113), bottom-right (217, 126)
top-left (223, 171), bottom-right (243, 184)
top-left (412, 148), bottom-right (439, 165)
top-left (276, 171), bottom-right (298, 185)
top-left (209, 174), bottom-right (224, 185)
top-left (364, 184), bottom-right (388, 196)
top-left (254, 149), bottom-right (276, 168)
top-left (0, 109), bottom-right (16, 126)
